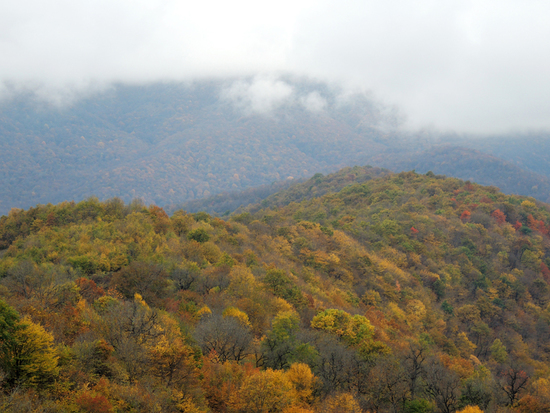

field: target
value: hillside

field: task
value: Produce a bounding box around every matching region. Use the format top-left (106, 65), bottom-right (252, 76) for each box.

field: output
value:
top-left (2, 170), bottom-right (550, 411)
top-left (178, 148), bottom-right (550, 217)
top-left (176, 165), bottom-right (392, 215)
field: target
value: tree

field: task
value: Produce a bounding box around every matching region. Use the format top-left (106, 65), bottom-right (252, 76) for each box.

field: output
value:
top-left (231, 368), bottom-right (295, 413)
top-left (489, 339), bottom-right (508, 364)
top-left (402, 341), bottom-right (429, 399)
top-left (0, 299), bottom-right (21, 384)
top-left (456, 407), bottom-right (483, 413)
top-left (110, 262), bottom-right (169, 307)
top-left (311, 309), bottom-right (374, 346)
top-left (367, 355), bottom-right (409, 413)
top-left (424, 358), bottom-right (461, 413)
top-left (321, 393), bottom-right (362, 413)
top-left (97, 294), bottom-right (164, 381)
top-left (264, 268), bottom-right (306, 309)
top-left (498, 365), bottom-right (530, 406)
top-left (1, 314), bottom-right (59, 388)
top-left (76, 391), bottom-right (113, 413)
top-left (262, 312), bottom-right (317, 370)
top-left (201, 358), bottom-right (248, 412)
top-left (491, 209), bottom-right (507, 224)
top-left (313, 335), bottom-right (367, 396)
top-left (188, 228), bottom-right (210, 243)
top-left (286, 363), bottom-right (317, 407)
top-left (150, 334), bottom-right (198, 388)
top-left (171, 263), bottom-right (201, 291)
top-left (194, 313), bottom-right (253, 363)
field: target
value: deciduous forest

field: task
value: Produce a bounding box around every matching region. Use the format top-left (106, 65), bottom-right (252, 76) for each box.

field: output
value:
top-left (2, 168), bottom-right (550, 412)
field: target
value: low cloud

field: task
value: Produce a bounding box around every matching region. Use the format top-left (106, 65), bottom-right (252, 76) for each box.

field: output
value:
top-left (1, 1), bottom-right (550, 133)
top-left (221, 76), bottom-right (295, 115)
top-left (300, 91), bottom-right (327, 113)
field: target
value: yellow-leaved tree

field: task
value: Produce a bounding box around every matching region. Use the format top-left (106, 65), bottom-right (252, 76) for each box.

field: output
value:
top-left (229, 368), bottom-right (295, 413)
top-left (0, 299), bottom-right (59, 389)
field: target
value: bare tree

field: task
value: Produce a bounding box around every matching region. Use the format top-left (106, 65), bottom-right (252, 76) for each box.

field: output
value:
top-left (194, 313), bottom-right (253, 362)
top-left (424, 358), bottom-right (461, 413)
top-left (402, 341), bottom-right (428, 399)
top-left (497, 364), bottom-right (530, 407)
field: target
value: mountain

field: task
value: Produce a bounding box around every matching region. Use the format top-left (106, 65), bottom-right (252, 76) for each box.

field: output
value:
top-left (0, 80), bottom-right (391, 215)
top-left (2, 170), bottom-right (550, 411)
top-left (459, 133), bottom-right (550, 178)
top-left (3, 79), bottom-right (550, 218)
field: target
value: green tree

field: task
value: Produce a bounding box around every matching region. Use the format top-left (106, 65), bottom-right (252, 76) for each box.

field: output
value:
top-left (0, 299), bottom-right (21, 379)
top-left (0, 300), bottom-right (59, 388)
top-left (263, 312), bottom-right (317, 369)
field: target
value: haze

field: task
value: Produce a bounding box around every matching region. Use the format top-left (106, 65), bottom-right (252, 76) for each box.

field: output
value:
top-left (1, 0), bottom-right (549, 134)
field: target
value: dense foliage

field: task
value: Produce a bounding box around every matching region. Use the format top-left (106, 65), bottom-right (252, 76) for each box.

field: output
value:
top-left (2, 170), bottom-right (550, 412)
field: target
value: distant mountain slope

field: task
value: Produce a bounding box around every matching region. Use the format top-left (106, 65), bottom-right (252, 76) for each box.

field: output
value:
top-left (0, 80), bottom-right (390, 215)
top-left (459, 133), bottom-right (550, 177)
top-left (368, 145), bottom-right (550, 203)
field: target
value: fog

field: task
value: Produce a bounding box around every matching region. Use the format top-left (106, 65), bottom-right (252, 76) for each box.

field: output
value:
top-left (1, 0), bottom-right (549, 134)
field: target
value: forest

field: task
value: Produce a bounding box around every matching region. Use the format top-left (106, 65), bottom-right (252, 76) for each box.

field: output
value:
top-left (2, 168), bottom-right (550, 412)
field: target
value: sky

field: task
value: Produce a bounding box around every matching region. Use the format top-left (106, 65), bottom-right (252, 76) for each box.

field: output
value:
top-left (1, 0), bottom-right (549, 134)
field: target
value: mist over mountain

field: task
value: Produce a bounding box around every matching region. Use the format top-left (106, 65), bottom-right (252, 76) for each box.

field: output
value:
top-left (0, 78), bottom-right (396, 215)
top-left (2, 78), bottom-right (550, 217)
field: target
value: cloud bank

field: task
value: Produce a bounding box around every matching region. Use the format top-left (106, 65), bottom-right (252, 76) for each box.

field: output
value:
top-left (1, 0), bottom-right (549, 133)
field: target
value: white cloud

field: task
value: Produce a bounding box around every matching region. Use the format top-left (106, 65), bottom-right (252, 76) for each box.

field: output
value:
top-left (221, 76), bottom-right (294, 114)
top-left (1, 0), bottom-right (550, 133)
top-left (300, 91), bottom-right (327, 113)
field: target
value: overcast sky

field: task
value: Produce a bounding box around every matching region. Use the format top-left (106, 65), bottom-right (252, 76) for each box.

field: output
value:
top-left (1, 0), bottom-right (549, 134)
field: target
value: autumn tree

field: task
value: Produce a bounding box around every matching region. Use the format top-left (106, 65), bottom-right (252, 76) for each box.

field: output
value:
top-left (286, 362), bottom-right (317, 407)
top-left (311, 309), bottom-right (374, 346)
top-left (313, 335), bottom-right (370, 397)
top-left (491, 209), bottom-right (506, 224)
top-left (402, 341), bottom-right (429, 399)
top-left (461, 210), bottom-right (471, 222)
top-left (150, 330), bottom-right (198, 389)
top-left (0, 300), bottom-right (58, 389)
top-left (110, 262), bottom-right (169, 307)
top-left (230, 368), bottom-right (295, 413)
top-left (367, 355), bottom-right (409, 412)
top-left (321, 393), bottom-right (362, 413)
top-left (97, 294), bottom-right (164, 381)
top-left (262, 311), bottom-right (317, 370)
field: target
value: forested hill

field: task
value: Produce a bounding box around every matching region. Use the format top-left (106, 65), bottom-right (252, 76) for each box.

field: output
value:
top-left (175, 165), bottom-right (392, 215)
top-left (177, 151), bottom-right (550, 216)
top-left (3, 171), bottom-right (550, 411)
